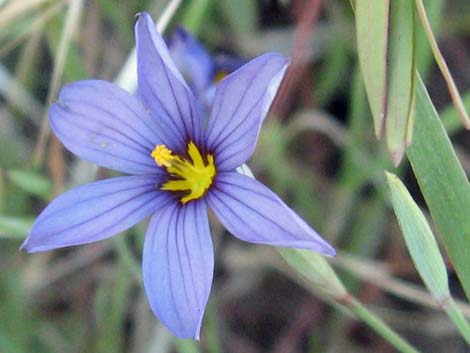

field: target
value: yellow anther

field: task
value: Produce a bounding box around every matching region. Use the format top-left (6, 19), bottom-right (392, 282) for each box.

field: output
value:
top-left (214, 70), bottom-right (228, 83)
top-left (150, 142), bottom-right (216, 204)
top-left (151, 144), bottom-right (174, 167)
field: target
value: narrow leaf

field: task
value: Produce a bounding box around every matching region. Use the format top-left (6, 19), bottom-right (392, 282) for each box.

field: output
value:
top-left (385, 0), bottom-right (416, 165)
top-left (279, 248), bottom-right (421, 353)
top-left (356, 1), bottom-right (416, 166)
top-left (415, 0), bottom-right (444, 77)
top-left (355, 0), bottom-right (389, 138)
top-left (278, 248), bottom-right (347, 299)
top-left (445, 301), bottom-right (470, 345)
top-left (386, 171), bottom-right (470, 344)
top-left (7, 169), bottom-right (52, 199)
top-left (415, 0), bottom-right (470, 128)
top-left (407, 76), bottom-right (470, 300)
top-left (385, 172), bottom-right (449, 300)
top-left (0, 216), bottom-right (34, 239)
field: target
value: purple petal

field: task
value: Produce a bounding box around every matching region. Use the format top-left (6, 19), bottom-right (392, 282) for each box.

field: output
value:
top-left (207, 172), bottom-right (335, 256)
top-left (22, 175), bottom-right (171, 252)
top-left (167, 27), bottom-right (215, 95)
top-left (213, 54), bottom-right (247, 76)
top-left (135, 12), bottom-right (203, 151)
top-left (142, 200), bottom-right (214, 339)
top-left (205, 53), bottom-right (289, 171)
top-left (50, 80), bottom-right (161, 175)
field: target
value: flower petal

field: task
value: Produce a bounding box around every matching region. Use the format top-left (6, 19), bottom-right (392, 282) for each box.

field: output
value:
top-left (167, 27), bottom-right (215, 95)
top-left (136, 12), bottom-right (203, 151)
top-left (143, 200), bottom-right (214, 339)
top-left (50, 80), bottom-right (162, 175)
top-left (207, 172), bottom-right (335, 255)
top-left (22, 175), bottom-right (171, 252)
top-left (205, 53), bottom-right (289, 171)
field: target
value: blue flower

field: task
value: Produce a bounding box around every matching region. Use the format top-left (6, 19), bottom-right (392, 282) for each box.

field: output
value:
top-left (167, 27), bottom-right (215, 97)
top-left (167, 27), bottom-right (247, 109)
top-left (22, 13), bottom-right (335, 339)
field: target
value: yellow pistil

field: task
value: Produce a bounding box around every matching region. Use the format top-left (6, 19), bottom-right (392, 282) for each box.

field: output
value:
top-left (151, 142), bottom-right (216, 204)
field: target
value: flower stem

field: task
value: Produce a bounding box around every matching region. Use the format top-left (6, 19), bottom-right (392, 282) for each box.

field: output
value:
top-left (343, 296), bottom-right (421, 353)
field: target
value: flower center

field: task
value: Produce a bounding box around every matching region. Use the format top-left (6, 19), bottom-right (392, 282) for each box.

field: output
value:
top-left (151, 142), bottom-right (216, 204)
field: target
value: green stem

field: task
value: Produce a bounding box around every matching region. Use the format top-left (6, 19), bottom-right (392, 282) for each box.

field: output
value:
top-left (113, 235), bottom-right (141, 283)
top-left (414, 0), bottom-right (470, 128)
top-left (205, 303), bottom-right (223, 353)
top-left (346, 297), bottom-right (421, 353)
top-left (174, 339), bottom-right (199, 353)
top-left (444, 298), bottom-right (470, 345)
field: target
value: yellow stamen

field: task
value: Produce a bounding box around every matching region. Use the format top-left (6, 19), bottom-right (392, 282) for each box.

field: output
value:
top-left (151, 142), bottom-right (216, 204)
top-left (214, 70), bottom-right (228, 83)
top-left (151, 144), bottom-right (174, 167)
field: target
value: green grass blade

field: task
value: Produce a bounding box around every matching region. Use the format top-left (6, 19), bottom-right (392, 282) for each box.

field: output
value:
top-left (278, 248), bottom-right (347, 299)
top-left (278, 249), bottom-right (421, 353)
top-left (174, 339), bottom-right (199, 353)
top-left (355, 0), bottom-right (389, 138)
top-left (385, 172), bottom-right (470, 343)
top-left (0, 215), bottom-right (34, 239)
top-left (444, 300), bottom-right (470, 344)
top-left (415, 0), bottom-right (470, 128)
top-left (7, 169), bottom-right (52, 199)
top-left (415, 0), bottom-right (444, 77)
top-left (407, 75), bottom-right (470, 300)
top-left (385, 171), bottom-right (449, 301)
top-left (356, 0), bottom-right (416, 165)
top-left (347, 299), bottom-right (420, 353)
top-left (385, 0), bottom-right (416, 165)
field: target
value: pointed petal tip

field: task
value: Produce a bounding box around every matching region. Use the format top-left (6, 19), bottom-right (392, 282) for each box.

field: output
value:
top-left (135, 12), bottom-right (160, 36)
top-left (262, 52), bottom-right (291, 74)
top-left (18, 233), bottom-right (60, 253)
top-left (19, 232), bottom-right (37, 253)
top-left (194, 310), bottom-right (205, 341)
top-left (156, 316), bottom-right (202, 340)
top-left (135, 11), bottom-right (150, 21)
top-left (135, 12), bottom-right (155, 34)
top-left (143, 202), bottom-right (212, 342)
top-left (19, 238), bottom-right (28, 252)
top-left (135, 7), bottom-right (201, 148)
top-left (305, 238), bottom-right (336, 257)
top-left (322, 244), bottom-right (336, 258)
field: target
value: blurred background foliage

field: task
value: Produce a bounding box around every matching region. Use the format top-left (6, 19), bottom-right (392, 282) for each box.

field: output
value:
top-left (1, 0), bottom-right (470, 352)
